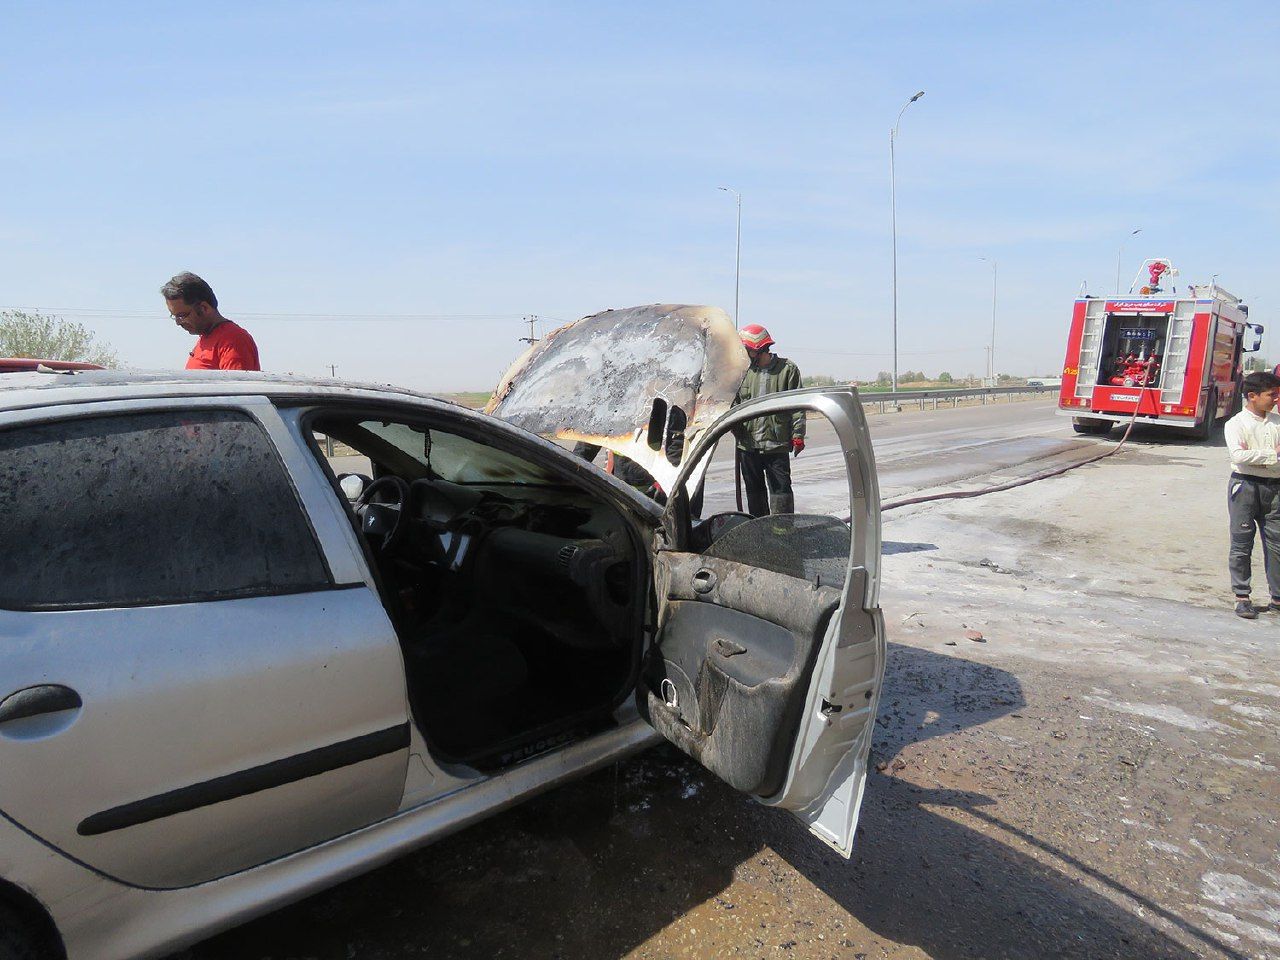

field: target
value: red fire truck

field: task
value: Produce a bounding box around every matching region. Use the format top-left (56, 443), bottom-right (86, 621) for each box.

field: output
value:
top-left (1058, 259), bottom-right (1262, 439)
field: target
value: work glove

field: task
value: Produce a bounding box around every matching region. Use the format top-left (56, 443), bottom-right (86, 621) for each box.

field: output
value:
top-left (791, 437), bottom-right (805, 457)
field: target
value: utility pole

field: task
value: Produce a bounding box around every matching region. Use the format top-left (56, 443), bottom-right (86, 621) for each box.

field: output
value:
top-left (325, 435), bottom-right (334, 457)
top-left (890, 90), bottom-right (925, 410)
top-left (325, 364), bottom-right (337, 455)
top-left (978, 257), bottom-right (997, 386)
top-left (1116, 227), bottom-right (1142, 293)
top-left (717, 186), bottom-right (742, 323)
top-left (519, 316), bottom-right (540, 344)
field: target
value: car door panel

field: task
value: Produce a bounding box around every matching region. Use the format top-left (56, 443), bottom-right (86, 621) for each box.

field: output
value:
top-left (783, 604), bottom-right (884, 852)
top-left (0, 588), bottom-right (408, 889)
top-left (641, 552), bottom-right (840, 797)
top-left (643, 387), bottom-right (884, 857)
top-left (0, 399), bottom-right (412, 889)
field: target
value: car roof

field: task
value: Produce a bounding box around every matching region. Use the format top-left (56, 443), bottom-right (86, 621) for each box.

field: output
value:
top-left (0, 368), bottom-right (667, 519)
top-left (0, 358), bottom-right (106, 372)
top-left (0, 369), bottom-right (454, 413)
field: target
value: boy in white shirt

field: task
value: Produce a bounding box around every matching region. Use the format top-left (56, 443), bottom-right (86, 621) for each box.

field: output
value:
top-left (1224, 370), bottom-right (1280, 618)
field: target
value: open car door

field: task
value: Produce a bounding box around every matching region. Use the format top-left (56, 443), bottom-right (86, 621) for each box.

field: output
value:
top-left (640, 386), bottom-right (884, 857)
top-left (484, 304), bottom-right (749, 494)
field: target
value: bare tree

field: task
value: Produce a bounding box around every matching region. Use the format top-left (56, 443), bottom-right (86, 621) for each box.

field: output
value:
top-left (0, 310), bottom-right (119, 366)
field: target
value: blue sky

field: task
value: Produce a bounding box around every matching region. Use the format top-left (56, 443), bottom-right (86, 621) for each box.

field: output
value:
top-left (2, 1), bottom-right (1277, 390)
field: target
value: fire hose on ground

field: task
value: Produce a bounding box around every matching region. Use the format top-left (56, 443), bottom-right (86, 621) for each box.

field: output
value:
top-left (730, 379), bottom-right (1160, 518)
top-left (879, 384), bottom-right (1153, 513)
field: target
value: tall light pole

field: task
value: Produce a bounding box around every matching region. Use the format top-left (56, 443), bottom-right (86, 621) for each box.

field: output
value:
top-left (979, 257), bottom-right (997, 385)
top-left (718, 186), bottom-right (742, 323)
top-left (1116, 227), bottom-right (1142, 293)
top-left (890, 90), bottom-right (925, 402)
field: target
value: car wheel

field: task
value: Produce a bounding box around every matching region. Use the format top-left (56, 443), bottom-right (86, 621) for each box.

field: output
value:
top-left (0, 903), bottom-right (43, 960)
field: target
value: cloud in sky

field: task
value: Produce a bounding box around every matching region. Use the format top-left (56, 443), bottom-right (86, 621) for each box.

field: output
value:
top-left (1, 1), bottom-right (1277, 388)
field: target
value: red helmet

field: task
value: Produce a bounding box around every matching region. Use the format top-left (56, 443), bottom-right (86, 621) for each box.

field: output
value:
top-left (739, 323), bottom-right (774, 351)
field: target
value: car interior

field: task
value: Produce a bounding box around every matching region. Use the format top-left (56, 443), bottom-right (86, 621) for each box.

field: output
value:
top-left (305, 411), bottom-right (646, 771)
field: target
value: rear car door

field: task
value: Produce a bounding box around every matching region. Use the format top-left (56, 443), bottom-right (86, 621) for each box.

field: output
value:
top-left (0, 397), bottom-right (409, 889)
top-left (640, 387), bottom-right (884, 856)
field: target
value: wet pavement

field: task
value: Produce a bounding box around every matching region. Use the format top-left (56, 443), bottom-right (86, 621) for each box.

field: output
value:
top-left (700, 395), bottom-right (1091, 516)
top-left (175, 400), bottom-right (1279, 959)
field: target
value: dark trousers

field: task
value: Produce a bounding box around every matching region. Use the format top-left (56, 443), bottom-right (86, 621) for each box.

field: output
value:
top-left (1228, 474), bottom-right (1280, 600)
top-left (738, 448), bottom-right (793, 518)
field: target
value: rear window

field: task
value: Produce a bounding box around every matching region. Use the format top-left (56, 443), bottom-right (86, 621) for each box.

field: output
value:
top-left (0, 409), bottom-right (330, 609)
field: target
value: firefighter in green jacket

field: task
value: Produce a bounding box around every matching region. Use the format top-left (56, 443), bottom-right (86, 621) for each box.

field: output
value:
top-left (735, 324), bottom-right (804, 517)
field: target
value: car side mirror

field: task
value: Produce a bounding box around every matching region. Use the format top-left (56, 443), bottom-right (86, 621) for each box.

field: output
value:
top-left (1244, 323), bottom-right (1264, 353)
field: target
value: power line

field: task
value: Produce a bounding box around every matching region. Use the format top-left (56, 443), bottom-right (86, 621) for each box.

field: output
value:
top-left (788, 346), bottom-right (983, 358)
top-left (0, 305), bottom-right (545, 323)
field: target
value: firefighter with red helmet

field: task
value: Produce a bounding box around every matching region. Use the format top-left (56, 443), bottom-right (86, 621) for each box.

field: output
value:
top-left (734, 324), bottom-right (804, 517)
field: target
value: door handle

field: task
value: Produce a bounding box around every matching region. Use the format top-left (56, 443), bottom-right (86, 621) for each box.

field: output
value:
top-left (0, 685), bottom-right (82, 726)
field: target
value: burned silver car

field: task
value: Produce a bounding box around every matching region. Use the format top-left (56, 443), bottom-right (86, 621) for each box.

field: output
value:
top-left (0, 305), bottom-right (884, 960)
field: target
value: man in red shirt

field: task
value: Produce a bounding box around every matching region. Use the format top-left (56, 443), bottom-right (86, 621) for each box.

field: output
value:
top-left (161, 272), bottom-right (261, 371)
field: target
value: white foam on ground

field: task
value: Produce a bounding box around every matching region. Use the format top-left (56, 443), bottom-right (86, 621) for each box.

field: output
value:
top-left (1198, 872), bottom-right (1280, 948)
top-left (1080, 696), bottom-right (1233, 734)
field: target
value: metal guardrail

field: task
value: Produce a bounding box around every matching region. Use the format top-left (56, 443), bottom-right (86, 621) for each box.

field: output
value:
top-left (856, 383), bottom-right (1058, 414)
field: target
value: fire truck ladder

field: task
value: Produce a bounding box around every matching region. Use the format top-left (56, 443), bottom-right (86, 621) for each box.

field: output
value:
top-left (1160, 303), bottom-right (1196, 404)
top-left (1074, 301), bottom-right (1106, 399)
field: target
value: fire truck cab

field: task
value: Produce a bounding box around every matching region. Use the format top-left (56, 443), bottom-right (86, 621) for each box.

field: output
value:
top-left (1058, 259), bottom-right (1262, 439)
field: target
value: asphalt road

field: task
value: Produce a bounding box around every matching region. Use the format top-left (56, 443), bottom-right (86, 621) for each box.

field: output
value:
top-left (175, 396), bottom-right (1280, 960)
top-left (698, 395), bottom-right (1090, 515)
top-left (330, 395), bottom-right (1083, 514)
top-left (864, 396), bottom-right (1090, 497)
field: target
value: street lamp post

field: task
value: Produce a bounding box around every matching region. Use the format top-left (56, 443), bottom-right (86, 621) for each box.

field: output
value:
top-left (890, 90), bottom-right (925, 405)
top-left (718, 186), bottom-right (742, 323)
top-left (1116, 227), bottom-right (1142, 293)
top-left (979, 257), bottom-right (997, 385)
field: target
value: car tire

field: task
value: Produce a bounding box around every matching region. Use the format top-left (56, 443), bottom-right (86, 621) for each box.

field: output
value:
top-left (0, 903), bottom-right (42, 960)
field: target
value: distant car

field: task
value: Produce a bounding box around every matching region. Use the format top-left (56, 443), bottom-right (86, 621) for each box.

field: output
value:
top-left (0, 358), bottom-right (105, 374)
top-left (0, 307), bottom-right (885, 960)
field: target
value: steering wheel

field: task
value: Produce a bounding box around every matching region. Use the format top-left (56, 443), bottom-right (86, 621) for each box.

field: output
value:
top-left (354, 475), bottom-right (411, 553)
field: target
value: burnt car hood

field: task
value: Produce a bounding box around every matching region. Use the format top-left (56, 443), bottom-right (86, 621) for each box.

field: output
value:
top-left (485, 304), bottom-right (748, 494)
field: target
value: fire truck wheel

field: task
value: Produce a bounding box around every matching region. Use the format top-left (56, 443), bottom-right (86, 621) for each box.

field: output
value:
top-left (1196, 389), bottom-right (1218, 442)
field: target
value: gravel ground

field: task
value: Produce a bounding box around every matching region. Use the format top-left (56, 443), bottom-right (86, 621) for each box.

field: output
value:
top-left (179, 421), bottom-right (1279, 960)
